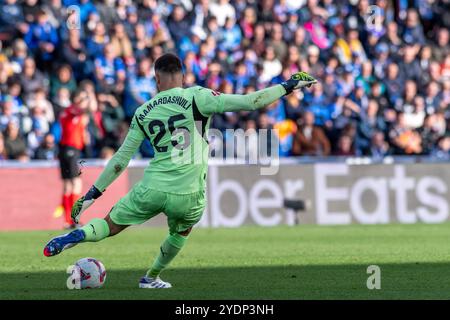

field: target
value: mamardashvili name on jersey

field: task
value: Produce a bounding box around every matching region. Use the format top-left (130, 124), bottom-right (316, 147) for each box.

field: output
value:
top-left (137, 95), bottom-right (191, 122)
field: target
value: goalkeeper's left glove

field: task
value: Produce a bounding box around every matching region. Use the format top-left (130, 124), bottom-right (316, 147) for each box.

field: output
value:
top-left (71, 185), bottom-right (103, 224)
top-left (281, 71), bottom-right (318, 95)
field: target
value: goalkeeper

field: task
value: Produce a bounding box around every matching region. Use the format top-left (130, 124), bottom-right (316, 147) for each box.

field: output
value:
top-left (43, 53), bottom-right (317, 288)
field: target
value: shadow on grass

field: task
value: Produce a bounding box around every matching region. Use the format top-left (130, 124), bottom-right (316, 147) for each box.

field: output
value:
top-left (1, 262), bottom-right (450, 300)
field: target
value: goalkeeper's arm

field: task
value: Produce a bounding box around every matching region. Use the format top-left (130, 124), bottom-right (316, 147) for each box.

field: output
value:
top-left (71, 119), bottom-right (144, 223)
top-left (201, 71), bottom-right (317, 114)
top-left (220, 85), bottom-right (287, 112)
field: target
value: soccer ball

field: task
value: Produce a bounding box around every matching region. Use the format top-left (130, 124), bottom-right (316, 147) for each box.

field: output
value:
top-left (74, 257), bottom-right (107, 289)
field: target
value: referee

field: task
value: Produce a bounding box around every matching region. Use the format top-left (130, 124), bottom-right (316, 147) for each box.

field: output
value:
top-left (58, 89), bottom-right (90, 229)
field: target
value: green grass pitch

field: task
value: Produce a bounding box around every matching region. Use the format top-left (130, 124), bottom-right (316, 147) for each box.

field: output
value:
top-left (1, 223), bottom-right (450, 300)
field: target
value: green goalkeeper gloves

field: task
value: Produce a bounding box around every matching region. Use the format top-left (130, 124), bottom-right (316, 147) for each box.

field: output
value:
top-left (71, 185), bottom-right (103, 224)
top-left (281, 71), bottom-right (318, 95)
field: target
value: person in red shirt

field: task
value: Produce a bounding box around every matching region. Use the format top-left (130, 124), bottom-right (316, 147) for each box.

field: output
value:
top-left (58, 89), bottom-right (90, 228)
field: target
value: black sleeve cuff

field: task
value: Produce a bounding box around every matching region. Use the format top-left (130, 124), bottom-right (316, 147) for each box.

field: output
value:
top-left (85, 185), bottom-right (103, 200)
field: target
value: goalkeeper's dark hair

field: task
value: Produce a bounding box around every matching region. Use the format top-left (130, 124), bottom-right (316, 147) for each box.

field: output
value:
top-left (154, 53), bottom-right (183, 74)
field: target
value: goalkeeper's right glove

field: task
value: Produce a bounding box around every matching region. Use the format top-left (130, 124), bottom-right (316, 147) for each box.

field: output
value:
top-left (281, 71), bottom-right (318, 95)
top-left (71, 185), bottom-right (103, 224)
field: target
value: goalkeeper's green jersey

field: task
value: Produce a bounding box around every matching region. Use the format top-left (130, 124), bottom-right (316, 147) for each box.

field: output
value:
top-left (93, 84), bottom-right (286, 194)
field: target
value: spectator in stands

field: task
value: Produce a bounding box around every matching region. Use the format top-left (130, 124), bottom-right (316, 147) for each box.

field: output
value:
top-left (262, 47), bottom-right (283, 84)
top-left (431, 136), bottom-right (450, 160)
top-left (369, 81), bottom-right (389, 115)
top-left (4, 120), bottom-right (27, 159)
top-left (98, 92), bottom-right (124, 150)
top-left (268, 23), bottom-right (287, 62)
top-left (231, 61), bottom-right (250, 95)
top-left (433, 28), bottom-right (449, 62)
top-left (24, 9), bottom-right (58, 72)
top-left (424, 81), bottom-right (442, 114)
top-left (304, 12), bottom-right (331, 50)
top-left (0, 0), bottom-right (28, 40)
top-left (220, 17), bottom-right (242, 52)
top-left (266, 99), bottom-right (286, 125)
top-left (418, 45), bottom-right (433, 83)
top-left (369, 131), bottom-right (391, 159)
top-left (433, 111), bottom-right (447, 137)
top-left (94, 43), bottom-right (126, 94)
top-left (285, 92), bottom-right (302, 121)
top-left (5, 79), bottom-right (27, 117)
top-left (131, 23), bottom-right (150, 61)
top-left (429, 60), bottom-right (444, 83)
top-left (85, 21), bottom-right (109, 60)
top-left (292, 111), bottom-right (330, 156)
top-left (78, 0), bottom-right (98, 24)
top-left (399, 44), bottom-right (422, 82)
top-left (403, 96), bottom-right (426, 130)
top-left (395, 80), bottom-right (417, 113)
top-left (349, 81), bottom-right (369, 111)
top-left (16, 57), bottom-right (47, 100)
top-left (303, 82), bottom-right (334, 127)
top-left (356, 99), bottom-right (386, 155)
top-left (43, 0), bottom-right (66, 30)
top-left (110, 22), bottom-right (133, 59)
top-left (9, 39), bottom-right (29, 74)
top-left (0, 97), bottom-right (21, 132)
top-left (419, 114), bottom-right (441, 155)
top-left (384, 62), bottom-right (404, 105)
top-left (251, 24), bottom-right (266, 57)
top-left (256, 112), bottom-right (274, 157)
top-left (167, 5), bottom-right (190, 43)
top-left (274, 118), bottom-right (297, 157)
top-left (240, 6), bottom-right (256, 41)
top-left (334, 135), bottom-right (355, 156)
top-left (372, 43), bottom-right (390, 80)
top-left (307, 45), bottom-right (325, 78)
top-left (382, 21), bottom-right (402, 59)
top-left (356, 61), bottom-right (376, 94)
top-left (27, 88), bottom-right (54, 124)
top-left (50, 65), bottom-right (77, 104)
top-left (22, 0), bottom-right (40, 25)
top-left (210, 0), bottom-right (235, 27)
top-left (34, 132), bottom-right (57, 160)
top-left (62, 29), bottom-right (89, 81)
top-left (27, 108), bottom-right (48, 156)
top-left (124, 57), bottom-right (155, 119)
top-left (389, 112), bottom-right (423, 155)
top-left (402, 8), bottom-right (426, 46)
top-left (53, 87), bottom-right (72, 113)
top-left (80, 80), bottom-right (104, 158)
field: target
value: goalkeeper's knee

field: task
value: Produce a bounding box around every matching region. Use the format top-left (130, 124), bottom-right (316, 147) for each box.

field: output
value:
top-left (178, 227), bottom-right (193, 237)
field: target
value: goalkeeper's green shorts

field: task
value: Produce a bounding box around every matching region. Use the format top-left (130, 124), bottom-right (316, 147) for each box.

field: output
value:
top-left (109, 181), bottom-right (206, 234)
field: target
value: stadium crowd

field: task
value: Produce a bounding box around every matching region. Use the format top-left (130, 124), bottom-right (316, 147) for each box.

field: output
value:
top-left (0, 0), bottom-right (449, 161)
